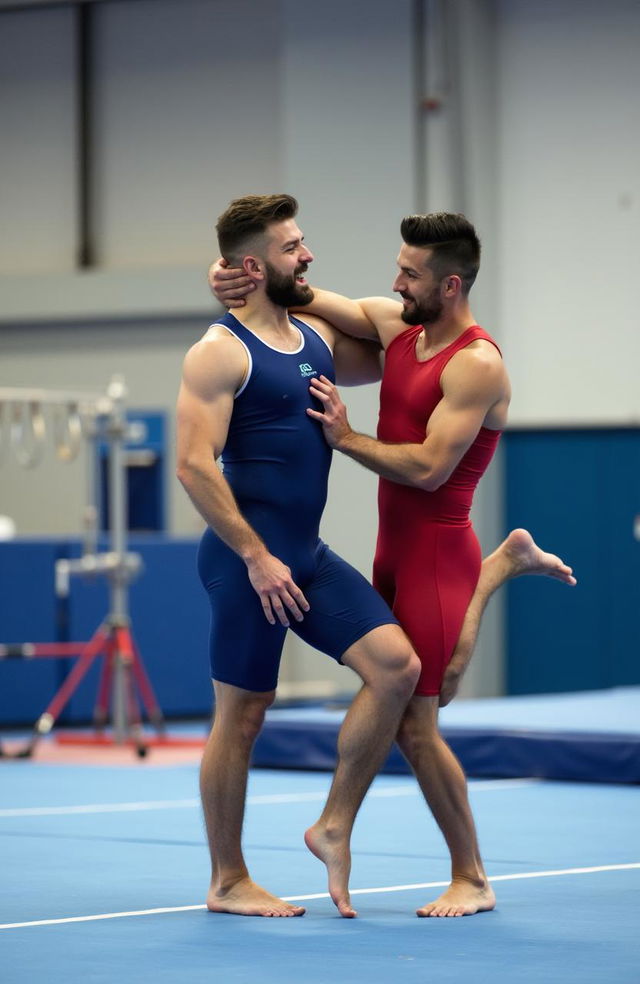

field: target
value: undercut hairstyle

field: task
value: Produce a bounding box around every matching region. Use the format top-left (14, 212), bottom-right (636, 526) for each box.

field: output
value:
top-left (400, 212), bottom-right (481, 294)
top-left (216, 194), bottom-right (299, 265)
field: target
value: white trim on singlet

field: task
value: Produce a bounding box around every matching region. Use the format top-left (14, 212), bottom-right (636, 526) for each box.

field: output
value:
top-left (210, 322), bottom-right (253, 399)
top-left (291, 314), bottom-right (334, 358)
top-left (222, 315), bottom-right (305, 355)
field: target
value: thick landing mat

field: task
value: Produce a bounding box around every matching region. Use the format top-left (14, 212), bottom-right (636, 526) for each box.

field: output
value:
top-left (253, 687), bottom-right (640, 783)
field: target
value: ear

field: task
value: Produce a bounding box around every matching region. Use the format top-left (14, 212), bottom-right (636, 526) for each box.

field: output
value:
top-left (242, 255), bottom-right (266, 281)
top-left (442, 274), bottom-right (462, 298)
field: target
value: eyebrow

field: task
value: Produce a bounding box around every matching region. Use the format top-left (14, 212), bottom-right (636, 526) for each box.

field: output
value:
top-left (281, 236), bottom-right (305, 250)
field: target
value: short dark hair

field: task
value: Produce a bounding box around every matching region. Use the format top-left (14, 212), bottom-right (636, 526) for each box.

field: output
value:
top-left (400, 212), bottom-right (481, 294)
top-left (216, 194), bottom-right (299, 264)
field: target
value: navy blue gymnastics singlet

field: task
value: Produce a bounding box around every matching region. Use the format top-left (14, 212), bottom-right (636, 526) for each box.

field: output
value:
top-left (197, 311), bottom-right (398, 692)
top-left (217, 310), bottom-right (334, 575)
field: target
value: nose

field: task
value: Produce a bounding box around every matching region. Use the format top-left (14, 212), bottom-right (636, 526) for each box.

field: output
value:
top-left (392, 273), bottom-right (403, 293)
top-left (301, 245), bottom-right (314, 264)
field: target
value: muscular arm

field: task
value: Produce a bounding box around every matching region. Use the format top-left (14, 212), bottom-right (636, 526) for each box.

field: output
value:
top-left (295, 290), bottom-right (405, 350)
top-left (296, 312), bottom-right (382, 385)
top-left (176, 332), bottom-right (309, 625)
top-left (292, 290), bottom-right (385, 341)
top-left (207, 259), bottom-right (405, 349)
top-left (308, 344), bottom-right (508, 491)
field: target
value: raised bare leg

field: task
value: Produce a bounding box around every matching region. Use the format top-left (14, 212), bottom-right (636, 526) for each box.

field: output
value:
top-left (304, 624), bottom-right (420, 917)
top-left (201, 680), bottom-right (305, 917)
top-left (440, 529), bottom-right (576, 706)
top-left (397, 695), bottom-right (496, 917)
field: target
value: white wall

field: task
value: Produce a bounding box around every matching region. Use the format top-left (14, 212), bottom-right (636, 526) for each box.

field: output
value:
top-left (0, 5), bottom-right (77, 272)
top-left (498, 0), bottom-right (640, 425)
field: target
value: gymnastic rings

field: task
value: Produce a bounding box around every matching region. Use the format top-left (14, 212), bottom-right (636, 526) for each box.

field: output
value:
top-left (52, 402), bottom-right (83, 463)
top-left (10, 400), bottom-right (46, 468)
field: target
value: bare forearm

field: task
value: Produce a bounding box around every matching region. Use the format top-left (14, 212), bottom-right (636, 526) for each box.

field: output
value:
top-left (177, 462), bottom-right (265, 562)
top-left (293, 289), bottom-right (376, 340)
top-left (337, 430), bottom-right (438, 490)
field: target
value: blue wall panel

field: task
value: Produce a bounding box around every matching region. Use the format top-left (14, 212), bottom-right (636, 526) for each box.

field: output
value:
top-left (0, 541), bottom-right (69, 724)
top-left (505, 429), bottom-right (640, 694)
top-left (0, 537), bottom-right (212, 726)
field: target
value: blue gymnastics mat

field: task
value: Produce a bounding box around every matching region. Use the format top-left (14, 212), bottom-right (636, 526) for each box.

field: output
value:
top-left (253, 687), bottom-right (640, 783)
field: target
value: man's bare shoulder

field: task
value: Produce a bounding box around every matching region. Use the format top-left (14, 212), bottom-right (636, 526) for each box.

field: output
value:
top-left (182, 324), bottom-right (248, 399)
top-left (458, 338), bottom-right (506, 375)
top-left (356, 296), bottom-right (406, 348)
top-left (442, 338), bottom-right (511, 401)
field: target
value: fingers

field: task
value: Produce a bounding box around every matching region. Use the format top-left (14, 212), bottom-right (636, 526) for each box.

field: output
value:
top-left (256, 574), bottom-right (310, 627)
top-left (308, 377), bottom-right (337, 411)
top-left (263, 588), bottom-right (310, 627)
top-left (309, 375), bottom-right (334, 396)
top-left (218, 281), bottom-right (255, 297)
top-left (208, 259), bottom-right (244, 282)
top-left (265, 589), bottom-right (306, 627)
top-left (207, 259), bottom-right (255, 307)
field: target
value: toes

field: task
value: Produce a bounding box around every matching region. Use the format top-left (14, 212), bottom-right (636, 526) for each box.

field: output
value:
top-left (336, 898), bottom-right (357, 918)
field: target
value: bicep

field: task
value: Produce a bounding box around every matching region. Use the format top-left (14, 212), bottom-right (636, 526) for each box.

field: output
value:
top-left (422, 376), bottom-right (500, 483)
top-left (176, 384), bottom-right (233, 463)
top-left (425, 397), bottom-right (489, 464)
top-left (425, 347), bottom-right (506, 463)
top-left (176, 341), bottom-right (241, 464)
top-left (332, 334), bottom-right (383, 386)
top-left (356, 297), bottom-right (405, 349)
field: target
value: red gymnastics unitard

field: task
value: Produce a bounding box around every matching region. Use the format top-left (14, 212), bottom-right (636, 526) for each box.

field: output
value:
top-left (373, 324), bottom-right (502, 696)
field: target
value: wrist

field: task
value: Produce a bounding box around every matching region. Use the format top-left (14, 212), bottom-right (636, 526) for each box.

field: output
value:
top-left (336, 426), bottom-right (358, 454)
top-left (240, 539), bottom-right (267, 566)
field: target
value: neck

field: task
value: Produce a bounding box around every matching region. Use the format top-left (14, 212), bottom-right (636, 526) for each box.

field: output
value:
top-left (233, 292), bottom-right (292, 335)
top-left (421, 301), bottom-right (476, 346)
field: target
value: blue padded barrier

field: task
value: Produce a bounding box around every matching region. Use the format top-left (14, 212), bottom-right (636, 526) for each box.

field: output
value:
top-left (253, 688), bottom-right (640, 783)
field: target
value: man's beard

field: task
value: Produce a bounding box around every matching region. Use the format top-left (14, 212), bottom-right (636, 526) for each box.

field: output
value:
top-left (400, 286), bottom-right (443, 326)
top-left (265, 262), bottom-right (313, 307)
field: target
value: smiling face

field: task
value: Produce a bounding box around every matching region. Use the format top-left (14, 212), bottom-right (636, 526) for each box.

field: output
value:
top-left (392, 244), bottom-right (444, 326)
top-left (262, 218), bottom-right (314, 307)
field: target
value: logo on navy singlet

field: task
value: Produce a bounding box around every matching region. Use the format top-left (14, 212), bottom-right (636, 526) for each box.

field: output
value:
top-left (298, 363), bottom-right (316, 377)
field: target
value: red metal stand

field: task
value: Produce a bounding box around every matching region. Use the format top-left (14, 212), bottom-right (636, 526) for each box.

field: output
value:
top-left (0, 379), bottom-right (199, 761)
top-left (0, 618), bottom-right (165, 758)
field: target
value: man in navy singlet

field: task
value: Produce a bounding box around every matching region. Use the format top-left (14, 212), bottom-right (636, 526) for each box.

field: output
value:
top-left (176, 194), bottom-right (421, 919)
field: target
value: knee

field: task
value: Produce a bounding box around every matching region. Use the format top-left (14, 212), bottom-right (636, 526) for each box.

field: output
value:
top-left (396, 645), bottom-right (422, 697)
top-left (396, 706), bottom-right (437, 761)
top-left (368, 636), bottom-right (421, 699)
top-left (231, 692), bottom-right (275, 746)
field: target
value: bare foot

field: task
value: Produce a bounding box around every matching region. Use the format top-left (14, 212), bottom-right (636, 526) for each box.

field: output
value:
top-left (207, 877), bottom-right (305, 917)
top-left (502, 528), bottom-right (577, 585)
top-left (304, 824), bottom-right (357, 917)
top-left (417, 878), bottom-right (496, 918)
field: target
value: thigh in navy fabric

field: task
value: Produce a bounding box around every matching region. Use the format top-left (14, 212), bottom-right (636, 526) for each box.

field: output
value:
top-left (292, 545), bottom-right (398, 662)
top-left (197, 527), bottom-right (287, 692)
